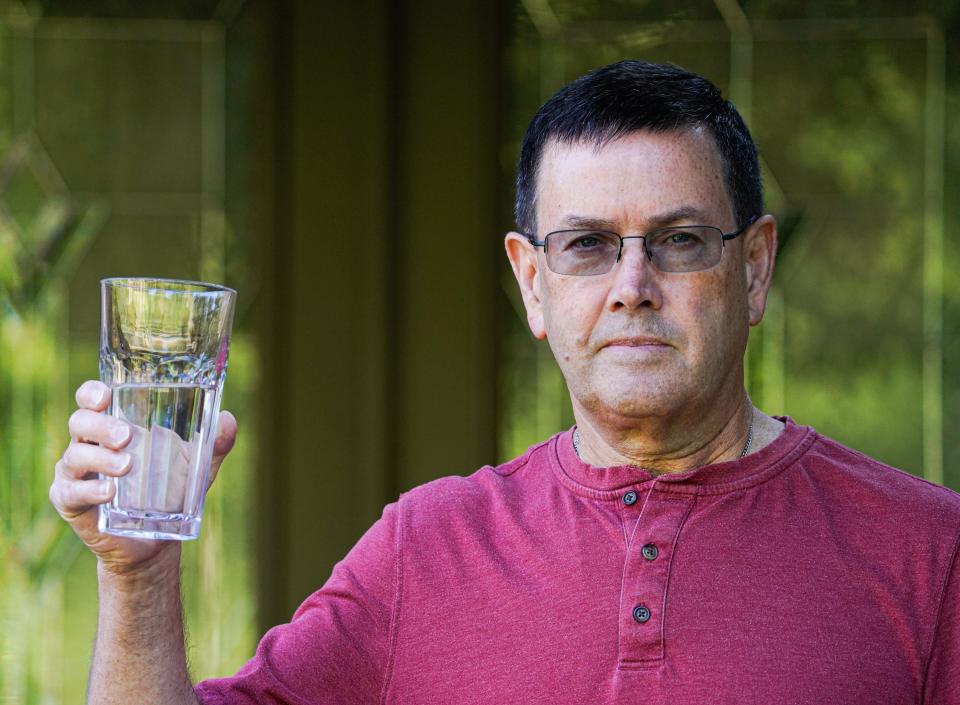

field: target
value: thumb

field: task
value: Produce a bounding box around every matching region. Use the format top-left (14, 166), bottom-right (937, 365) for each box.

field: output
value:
top-left (208, 410), bottom-right (238, 487)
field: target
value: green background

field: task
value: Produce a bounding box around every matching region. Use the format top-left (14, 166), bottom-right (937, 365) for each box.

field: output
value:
top-left (1, 0), bottom-right (959, 701)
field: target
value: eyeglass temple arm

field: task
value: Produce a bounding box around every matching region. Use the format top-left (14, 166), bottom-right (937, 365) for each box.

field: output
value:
top-left (721, 216), bottom-right (759, 242)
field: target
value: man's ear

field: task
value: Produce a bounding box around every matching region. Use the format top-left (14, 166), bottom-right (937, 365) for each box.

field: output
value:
top-left (504, 232), bottom-right (547, 340)
top-left (742, 215), bottom-right (778, 326)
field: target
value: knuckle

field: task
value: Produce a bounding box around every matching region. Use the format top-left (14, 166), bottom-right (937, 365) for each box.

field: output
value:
top-left (66, 443), bottom-right (92, 471)
top-left (68, 408), bottom-right (86, 432)
top-left (64, 481), bottom-right (86, 511)
top-left (49, 480), bottom-right (72, 513)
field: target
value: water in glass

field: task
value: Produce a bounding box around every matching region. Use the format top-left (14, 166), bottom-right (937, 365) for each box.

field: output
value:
top-left (98, 278), bottom-right (234, 541)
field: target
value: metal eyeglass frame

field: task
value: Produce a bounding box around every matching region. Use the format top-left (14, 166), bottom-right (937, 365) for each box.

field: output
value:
top-left (524, 215), bottom-right (759, 275)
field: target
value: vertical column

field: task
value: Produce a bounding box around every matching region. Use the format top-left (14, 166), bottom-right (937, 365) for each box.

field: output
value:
top-left (258, 0), bottom-right (504, 627)
top-left (257, 0), bottom-right (395, 627)
top-left (922, 20), bottom-right (944, 486)
top-left (394, 0), bottom-right (502, 491)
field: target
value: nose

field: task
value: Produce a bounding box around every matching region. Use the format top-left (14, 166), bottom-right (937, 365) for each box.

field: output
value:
top-left (606, 237), bottom-right (662, 311)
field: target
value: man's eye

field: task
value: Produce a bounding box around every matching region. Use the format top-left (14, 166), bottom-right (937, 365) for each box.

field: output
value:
top-left (566, 232), bottom-right (612, 250)
top-left (573, 236), bottom-right (601, 248)
top-left (656, 229), bottom-right (707, 247)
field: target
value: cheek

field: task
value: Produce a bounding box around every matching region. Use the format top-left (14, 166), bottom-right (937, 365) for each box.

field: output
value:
top-left (671, 271), bottom-right (745, 352)
top-left (542, 280), bottom-right (606, 353)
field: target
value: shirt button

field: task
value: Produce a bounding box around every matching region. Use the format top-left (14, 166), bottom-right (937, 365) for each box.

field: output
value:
top-left (622, 491), bottom-right (638, 505)
top-left (632, 605), bottom-right (651, 624)
top-left (641, 543), bottom-right (659, 561)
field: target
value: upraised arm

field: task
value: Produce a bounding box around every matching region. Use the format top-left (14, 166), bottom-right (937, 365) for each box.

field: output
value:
top-left (49, 380), bottom-right (237, 704)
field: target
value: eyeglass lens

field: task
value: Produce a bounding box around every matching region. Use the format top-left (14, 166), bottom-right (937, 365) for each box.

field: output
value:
top-left (544, 227), bottom-right (725, 275)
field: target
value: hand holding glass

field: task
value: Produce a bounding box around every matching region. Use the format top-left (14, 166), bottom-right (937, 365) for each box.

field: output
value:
top-left (98, 278), bottom-right (236, 540)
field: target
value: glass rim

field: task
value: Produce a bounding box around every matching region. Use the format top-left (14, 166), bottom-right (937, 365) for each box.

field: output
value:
top-left (101, 277), bottom-right (236, 297)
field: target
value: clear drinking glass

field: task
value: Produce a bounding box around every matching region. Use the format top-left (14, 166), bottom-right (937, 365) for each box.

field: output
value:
top-left (98, 278), bottom-right (236, 540)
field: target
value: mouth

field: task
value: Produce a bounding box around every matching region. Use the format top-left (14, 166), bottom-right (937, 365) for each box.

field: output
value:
top-left (602, 337), bottom-right (671, 349)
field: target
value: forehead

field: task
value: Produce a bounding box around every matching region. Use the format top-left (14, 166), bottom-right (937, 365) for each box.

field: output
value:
top-left (535, 129), bottom-right (734, 230)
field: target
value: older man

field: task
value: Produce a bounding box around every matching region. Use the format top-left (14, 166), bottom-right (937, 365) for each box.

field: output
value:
top-left (52, 60), bottom-right (958, 704)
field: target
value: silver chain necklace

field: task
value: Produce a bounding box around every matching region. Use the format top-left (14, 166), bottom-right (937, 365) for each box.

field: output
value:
top-left (572, 415), bottom-right (754, 461)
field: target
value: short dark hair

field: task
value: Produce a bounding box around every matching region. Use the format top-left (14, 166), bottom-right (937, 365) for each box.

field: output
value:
top-left (515, 60), bottom-right (763, 235)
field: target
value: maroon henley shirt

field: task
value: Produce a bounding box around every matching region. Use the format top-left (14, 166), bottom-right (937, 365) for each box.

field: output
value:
top-left (196, 419), bottom-right (960, 704)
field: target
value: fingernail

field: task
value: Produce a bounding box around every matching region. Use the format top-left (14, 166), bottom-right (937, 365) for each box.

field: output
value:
top-left (113, 453), bottom-right (131, 471)
top-left (93, 385), bottom-right (106, 405)
top-left (111, 423), bottom-right (129, 445)
top-left (99, 480), bottom-right (113, 497)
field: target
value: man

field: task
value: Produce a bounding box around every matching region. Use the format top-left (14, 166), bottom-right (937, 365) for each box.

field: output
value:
top-left (51, 60), bottom-right (958, 704)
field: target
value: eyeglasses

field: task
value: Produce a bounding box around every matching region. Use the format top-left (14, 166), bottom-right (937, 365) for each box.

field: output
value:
top-left (525, 217), bottom-right (757, 276)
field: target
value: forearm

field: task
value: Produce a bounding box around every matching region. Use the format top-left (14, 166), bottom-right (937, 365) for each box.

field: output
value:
top-left (88, 549), bottom-right (198, 705)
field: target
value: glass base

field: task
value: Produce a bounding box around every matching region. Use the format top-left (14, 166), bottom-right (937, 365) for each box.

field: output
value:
top-left (99, 506), bottom-right (201, 541)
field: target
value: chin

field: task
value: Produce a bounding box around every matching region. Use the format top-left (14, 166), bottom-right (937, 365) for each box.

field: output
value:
top-left (581, 380), bottom-right (687, 422)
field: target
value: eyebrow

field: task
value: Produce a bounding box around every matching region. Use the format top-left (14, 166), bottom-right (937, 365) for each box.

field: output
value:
top-left (559, 205), bottom-right (712, 231)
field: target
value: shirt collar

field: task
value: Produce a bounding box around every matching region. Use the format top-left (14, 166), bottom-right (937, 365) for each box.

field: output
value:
top-left (550, 416), bottom-right (817, 499)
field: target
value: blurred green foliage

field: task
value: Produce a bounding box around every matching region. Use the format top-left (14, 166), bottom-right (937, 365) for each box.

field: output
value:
top-left (498, 1), bottom-right (960, 494)
top-left (3, 0), bottom-right (960, 702)
top-left (0, 6), bottom-right (256, 702)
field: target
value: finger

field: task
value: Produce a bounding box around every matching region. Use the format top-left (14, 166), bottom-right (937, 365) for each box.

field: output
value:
top-left (212, 411), bottom-right (238, 460)
top-left (49, 475), bottom-right (115, 520)
top-left (68, 409), bottom-right (131, 449)
top-left (208, 411), bottom-right (238, 486)
top-left (75, 380), bottom-right (111, 411)
top-left (60, 443), bottom-right (132, 479)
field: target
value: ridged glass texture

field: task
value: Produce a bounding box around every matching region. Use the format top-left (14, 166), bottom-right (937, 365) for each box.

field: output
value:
top-left (98, 278), bottom-right (235, 540)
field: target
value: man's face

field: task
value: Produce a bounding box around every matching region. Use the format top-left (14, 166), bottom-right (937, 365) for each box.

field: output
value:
top-left (506, 129), bottom-right (775, 427)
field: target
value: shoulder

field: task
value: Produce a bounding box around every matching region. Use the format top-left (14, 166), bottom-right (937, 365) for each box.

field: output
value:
top-left (799, 429), bottom-right (960, 531)
top-left (393, 435), bottom-right (555, 527)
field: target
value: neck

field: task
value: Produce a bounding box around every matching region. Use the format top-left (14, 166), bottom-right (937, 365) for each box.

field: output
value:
top-left (571, 393), bottom-right (773, 473)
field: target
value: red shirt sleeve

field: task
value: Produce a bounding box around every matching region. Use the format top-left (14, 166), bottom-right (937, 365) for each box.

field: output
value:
top-left (194, 501), bottom-right (401, 705)
top-left (923, 532), bottom-right (960, 704)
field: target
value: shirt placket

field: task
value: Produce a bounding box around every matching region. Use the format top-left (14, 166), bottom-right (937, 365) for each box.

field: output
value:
top-left (616, 487), bottom-right (695, 668)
